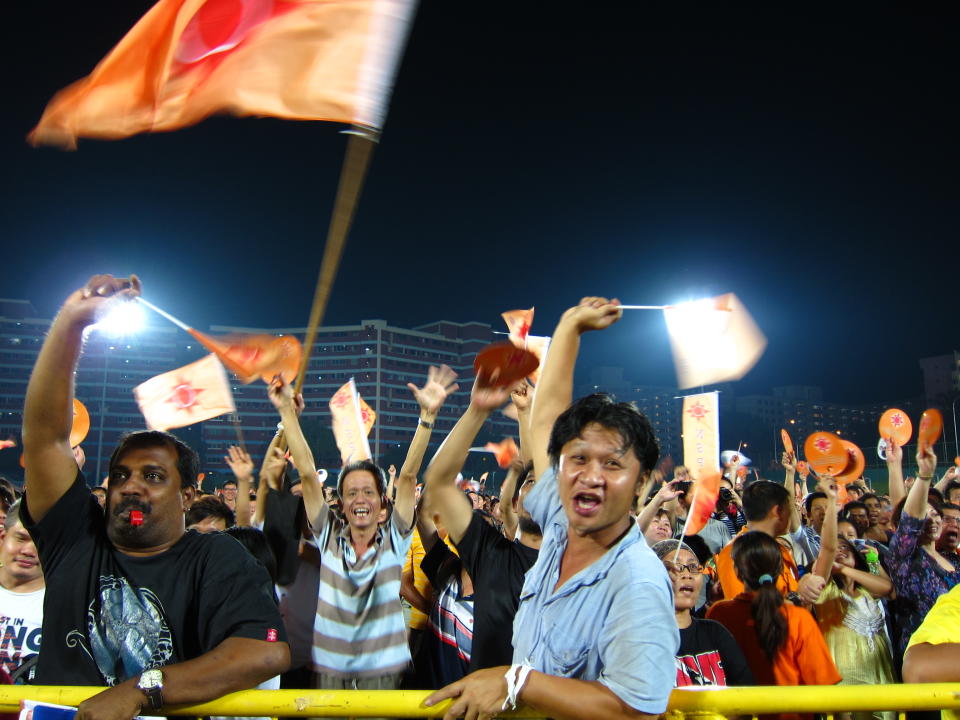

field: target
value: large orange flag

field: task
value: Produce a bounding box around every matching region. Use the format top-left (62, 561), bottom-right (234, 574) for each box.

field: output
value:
top-left (329, 378), bottom-right (375, 464)
top-left (29, 0), bottom-right (418, 148)
top-left (134, 353), bottom-right (236, 431)
top-left (187, 329), bottom-right (302, 385)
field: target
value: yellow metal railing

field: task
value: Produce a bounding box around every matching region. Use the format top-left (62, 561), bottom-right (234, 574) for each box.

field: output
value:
top-left (1, 685), bottom-right (959, 718)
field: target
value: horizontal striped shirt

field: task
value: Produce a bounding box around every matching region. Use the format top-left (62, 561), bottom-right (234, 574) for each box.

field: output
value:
top-left (311, 504), bottom-right (414, 678)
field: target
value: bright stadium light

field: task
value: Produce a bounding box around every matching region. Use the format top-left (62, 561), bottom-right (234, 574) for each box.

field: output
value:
top-left (92, 299), bottom-right (146, 337)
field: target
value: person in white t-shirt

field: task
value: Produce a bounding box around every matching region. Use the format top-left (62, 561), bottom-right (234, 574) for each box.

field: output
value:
top-left (0, 501), bottom-right (45, 678)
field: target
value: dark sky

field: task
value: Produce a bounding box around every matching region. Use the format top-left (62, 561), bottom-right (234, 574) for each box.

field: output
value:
top-left (3, 3), bottom-right (957, 403)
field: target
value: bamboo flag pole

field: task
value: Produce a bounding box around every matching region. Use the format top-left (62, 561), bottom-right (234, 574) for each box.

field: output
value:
top-left (294, 129), bottom-right (378, 395)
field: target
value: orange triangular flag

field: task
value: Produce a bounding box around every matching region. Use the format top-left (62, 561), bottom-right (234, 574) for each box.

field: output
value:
top-left (188, 330), bottom-right (301, 385)
top-left (683, 469), bottom-right (721, 536)
top-left (133, 354), bottom-right (236, 431)
top-left (484, 437), bottom-right (519, 469)
top-left (29, 0), bottom-right (417, 148)
top-left (502, 308), bottom-right (534, 342)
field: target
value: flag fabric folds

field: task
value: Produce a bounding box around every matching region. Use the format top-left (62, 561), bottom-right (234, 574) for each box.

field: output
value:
top-left (329, 378), bottom-right (375, 465)
top-left (134, 353), bottom-right (236, 431)
top-left (29, 0), bottom-right (418, 148)
top-left (187, 329), bottom-right (301, 385)
top-left (663, 293), bottom-right (766, 390)
top-left (484, 437), bottom-right (519, 469)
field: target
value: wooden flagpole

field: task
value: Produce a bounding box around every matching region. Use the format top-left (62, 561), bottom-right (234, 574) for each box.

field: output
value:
top-left (294, 129), bottom-right (378, 394)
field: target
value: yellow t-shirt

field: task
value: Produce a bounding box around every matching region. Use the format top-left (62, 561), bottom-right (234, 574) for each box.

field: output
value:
top-left (907, 584), bottom-right (960, 650)
top-left (403, 527), bottom-right (458, 630)
top-left (906, 585), bottom-right (960, 720)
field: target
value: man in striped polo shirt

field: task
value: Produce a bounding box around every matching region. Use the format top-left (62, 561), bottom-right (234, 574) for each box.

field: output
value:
top-left (267, 365), bottom-right (459, 692)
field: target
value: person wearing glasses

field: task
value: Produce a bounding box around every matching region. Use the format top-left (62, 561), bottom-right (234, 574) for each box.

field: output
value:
top-left (653, 540), bottom-right (752, 687)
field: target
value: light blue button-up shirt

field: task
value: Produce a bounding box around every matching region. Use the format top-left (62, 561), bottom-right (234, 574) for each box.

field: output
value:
top-left (512, 466), bottom-right (679, 713)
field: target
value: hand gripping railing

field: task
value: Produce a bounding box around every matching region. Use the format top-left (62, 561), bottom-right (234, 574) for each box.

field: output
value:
top-left (2, 684), bottom-right (960, 718)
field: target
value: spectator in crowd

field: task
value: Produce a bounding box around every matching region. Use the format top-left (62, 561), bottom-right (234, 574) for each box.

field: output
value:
top-left (185, 496), bottom-right (235, 532)
top-left (269, 364), bottom-right (457, 692)
top-left (804, 484), bottom-right (896, 717)
top-left (707, 531), bottom-right (841, 699)
top-left (420, 374), bottom-right (541, 678)
top-left (838, 518), bottom-right (860, 542)
top-left (91, 486), bottom-right (107, 509)
top-left (652, 539), bottom-right (752, 687)
top-left (887, 442), bottom-right (960, 670)
top-left (903, 583), bottom-right (960, 682)
top-left (411, 496), bottom-right (475, 689)
top-left (791, 491), bottom-right (828, 566)
top-left (861, 493), bottom-right (890, 544)
top-left (0, 502), bottom-right (44, 680)
top-left (643, 507), bottom-right (674, 546)
top-left (219, 479), bottom-right (238, 511)
top-left (844, 502), bottom-right (871, 539)
top-left (20, 273), bottom-right (288, 720)
top-left (715, 476), bottom-right (746, 536)
top-left (427, 296), bottom-right (678, 720)
top-left (713, 480), bottom-right (823, 604)
top-left (937, 503), bottom-right (960, 562)
top-left (668, 478), bottom-right (731, 555)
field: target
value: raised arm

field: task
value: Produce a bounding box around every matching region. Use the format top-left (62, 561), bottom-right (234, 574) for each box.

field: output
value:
top-left (886, 439), bottom-right (906, 509)
top-left (252, 435), bottom-right (285, 527)
top-left (498, 458), bottom-right (525, 541)
top-left (637, 479), bottom-right (681, 532)
top-left (935, 466), bottom-right (958, 496)
top-left (23, 274), bottom-right (141, 522)
top-left (394, 365), bottom-right (460, 530)
top-left (423, 375), bottom-right (510, 545)
top-left (905, 445), bottom-right (937, 520)
top-left (781, 452), bottom-right (801, 534)
top-left (529, 297), bottom-right (622, 482)
top-left (511, 381), bottom-right (534, 463)
top-left (811, 482), bottom-right (838, 580)
top-left (225, 445), bottom-right (254, 527)
top-left (267, 380), bottom-right (322, 524)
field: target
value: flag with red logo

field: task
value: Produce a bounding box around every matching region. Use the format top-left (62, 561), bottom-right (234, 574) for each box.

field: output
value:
top-left (500, 307), bottom-right (549, 384)
top-left (188, 329), bottom-right (301, 385)
top-left (329, 378), bottom-right (374, 464)
top-left (29, 0), bottom-right (418, 148)
top-left (133, 354), bottom-right (236, 431)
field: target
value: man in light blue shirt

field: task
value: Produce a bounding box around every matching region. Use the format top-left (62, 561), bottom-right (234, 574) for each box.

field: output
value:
top-left (426, 297), bottom-right (679, 720)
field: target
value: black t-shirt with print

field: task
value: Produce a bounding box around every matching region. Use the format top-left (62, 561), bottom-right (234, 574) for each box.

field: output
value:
top-left (21, 472), bottom-right (286, 685)
top-left (675, 617), bottom-right (753, 687)
top-left (454, 511), bottom-right (539, 671)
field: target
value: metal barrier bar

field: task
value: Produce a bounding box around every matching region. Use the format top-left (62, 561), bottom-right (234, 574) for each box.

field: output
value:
top-left (1, 685), bottom-right (960, 718)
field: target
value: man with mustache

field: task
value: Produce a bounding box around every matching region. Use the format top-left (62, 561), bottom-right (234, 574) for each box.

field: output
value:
top-left (20, 274), bottom-right (289, 720)
top-left (936, 503), bottom-right (960, 562)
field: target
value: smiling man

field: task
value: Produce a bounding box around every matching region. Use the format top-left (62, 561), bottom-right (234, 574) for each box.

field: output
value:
top-left (268, 365), bottom-right (458, 693)
top-left (20, 274), bottom-right (289, 720)
top-left (426, 298), bottom-right (678, 720)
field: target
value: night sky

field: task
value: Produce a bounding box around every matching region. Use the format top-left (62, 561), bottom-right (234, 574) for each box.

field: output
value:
top-left (4, 3), bottom-right (957, 403)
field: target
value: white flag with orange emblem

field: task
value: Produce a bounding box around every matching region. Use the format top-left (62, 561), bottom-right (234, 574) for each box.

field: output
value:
top-left (329, 378), bottom-right (375, 464)
top-left (133, 354), bottom-right (236, 431)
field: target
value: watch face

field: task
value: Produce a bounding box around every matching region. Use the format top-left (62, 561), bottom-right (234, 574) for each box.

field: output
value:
top-left (139, 669), bottom-right (163, 689)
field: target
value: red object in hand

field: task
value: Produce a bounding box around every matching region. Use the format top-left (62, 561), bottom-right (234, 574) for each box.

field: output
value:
top-left (130, 510), bottom-right (144, 526)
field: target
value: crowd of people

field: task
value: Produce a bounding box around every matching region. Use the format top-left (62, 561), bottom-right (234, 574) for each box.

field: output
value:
top-left (1, 274), bottom-right (959, 720)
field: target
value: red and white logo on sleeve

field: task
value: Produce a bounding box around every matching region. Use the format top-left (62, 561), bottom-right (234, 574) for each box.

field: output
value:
top-left (266, 628), bottom-right (278, 642)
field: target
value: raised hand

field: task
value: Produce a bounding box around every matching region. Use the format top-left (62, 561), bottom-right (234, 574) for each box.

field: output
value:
top-left (885, 438), bottom-right (903, 466)
top-left (62, 274), bottom-right (142, 328)
top-left (267, 376), bottom-right (303, 414)
top-left (917, 445), bottom-right (937, 478)
top-left (511, 380), bottom-right (533, 413)
top-left (470, 371), bottom-right (513, 412)
top-left (560, 296), bottom-right (622, 333)
top-left (781, 451), bottom-right (797, 472)
top-left (224, 445), bottom-right (254, 481)
top-left (407, 364), bottom-right (459, 416)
